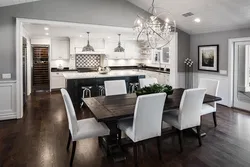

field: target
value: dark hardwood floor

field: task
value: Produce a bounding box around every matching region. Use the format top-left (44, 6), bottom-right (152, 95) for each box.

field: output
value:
top-left (1, 92), bottom-right (250, 167)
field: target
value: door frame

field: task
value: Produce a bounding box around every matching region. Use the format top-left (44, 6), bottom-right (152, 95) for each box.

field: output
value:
top-left (228, 37), bottom-right (250, 108)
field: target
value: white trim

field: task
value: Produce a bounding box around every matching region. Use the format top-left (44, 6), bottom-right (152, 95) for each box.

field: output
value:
top-left (228, 37), bottom-right (250, 108)
top-left (15, 18), bottom-right (140, 119)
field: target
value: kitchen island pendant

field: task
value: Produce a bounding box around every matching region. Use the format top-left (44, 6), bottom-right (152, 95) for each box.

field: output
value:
top-left (82, 32), bottom-right (95, 52)
top-left (114, 34), bottom-right (125, 52)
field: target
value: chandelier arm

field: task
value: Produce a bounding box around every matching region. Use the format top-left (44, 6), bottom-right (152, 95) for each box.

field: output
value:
top-left (136, 27), bottom-right (145, 41)
top-left (147, 26), bottom-right (166, 41)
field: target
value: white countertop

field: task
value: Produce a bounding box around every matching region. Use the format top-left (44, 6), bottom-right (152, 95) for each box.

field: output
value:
top-left (63, 70), bottom-right (145, 79)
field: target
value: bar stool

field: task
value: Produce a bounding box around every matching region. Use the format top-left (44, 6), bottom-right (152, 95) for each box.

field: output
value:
top-left (98, 85), bottom-right (105, 96)
top-left (80, 86), bottom-right (92, 108)
top-left (129, 83), bottom-right (139, 93)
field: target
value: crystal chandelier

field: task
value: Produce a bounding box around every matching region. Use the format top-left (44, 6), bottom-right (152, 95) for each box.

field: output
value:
top-left (133, 0), bottom-right (176, 49)
top-left (114, 34), bottom-right (125, 52)
top-left (82, 32), bottom-right (94, 52)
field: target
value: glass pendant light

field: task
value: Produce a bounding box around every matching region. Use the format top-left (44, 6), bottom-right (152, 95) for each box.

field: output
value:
top-left (82, 32), bottom-right (94, 52)
top-left (114, 34), bottom-right (125, 52)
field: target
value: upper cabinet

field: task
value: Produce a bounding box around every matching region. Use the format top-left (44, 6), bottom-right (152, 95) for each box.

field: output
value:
top-left (70, 38), bottom-right (105, 54)
top-left (51, 39), bottom-right (70, 60)
top-left (124, 40), bottom-right (140, 59)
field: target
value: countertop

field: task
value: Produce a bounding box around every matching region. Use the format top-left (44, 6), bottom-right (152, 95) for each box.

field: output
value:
top-left (63, 70), bottom-right (145, 79)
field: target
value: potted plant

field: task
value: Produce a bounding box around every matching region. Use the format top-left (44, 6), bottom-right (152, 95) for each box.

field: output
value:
top-left (136, 83), bottom-right (173, 97)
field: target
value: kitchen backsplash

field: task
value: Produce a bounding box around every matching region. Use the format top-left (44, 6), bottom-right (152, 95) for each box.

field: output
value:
top-left (75, 54), bottom-right (101, 68)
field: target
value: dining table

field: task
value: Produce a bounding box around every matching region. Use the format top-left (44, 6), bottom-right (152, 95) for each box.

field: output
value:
top-left (83, 88), bottom-right (222, 161)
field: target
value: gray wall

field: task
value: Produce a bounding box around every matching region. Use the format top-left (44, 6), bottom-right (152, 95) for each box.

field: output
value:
top-left (190, 28), bottom-right (250, 75)
top-left (0, 0), bottom-right (190, 79)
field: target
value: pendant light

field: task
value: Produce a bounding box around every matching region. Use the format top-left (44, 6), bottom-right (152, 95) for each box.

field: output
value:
top-left (82, 32), bottom-right (94, 52)
top-left (114, 34), bottom-right (125, 52)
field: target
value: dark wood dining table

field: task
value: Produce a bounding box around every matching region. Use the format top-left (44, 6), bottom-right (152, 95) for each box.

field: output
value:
top-left (83, 88), bottom-right (222, 161)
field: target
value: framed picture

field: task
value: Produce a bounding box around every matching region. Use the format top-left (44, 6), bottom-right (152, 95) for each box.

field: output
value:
top-left (198, 45), bottom-right (219, 72)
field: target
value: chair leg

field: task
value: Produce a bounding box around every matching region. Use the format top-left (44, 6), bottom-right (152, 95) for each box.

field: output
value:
top-left (156, 137), bottom-right (162, 161)
top-left (133, 143), bottom-right (138, 167)
top-left (67, 130), bottom-right (71, 151)
top-left (196, 126), bottom-right (202, 146)
top-left (213, 112), bottom-right (217, 127)
top-left (70, 141), bottom-right (76, 167)
top-left (177, 130), bottom-right (183, 152)
top-left (117, 129), bottom-right (121, 145)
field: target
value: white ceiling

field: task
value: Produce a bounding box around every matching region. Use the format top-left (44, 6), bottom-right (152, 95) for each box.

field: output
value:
top-left (0, 0), bottom-right (40, 7)
top-left (23, 23), bottom-right (136, 40)
top-left (128, 0), bottom-right (250, 34)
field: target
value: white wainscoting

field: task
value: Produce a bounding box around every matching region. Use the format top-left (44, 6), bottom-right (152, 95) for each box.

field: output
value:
top-left (0, 81), bottom-right (16, 120)
top-left (193, 72), bottom-right (229, 106)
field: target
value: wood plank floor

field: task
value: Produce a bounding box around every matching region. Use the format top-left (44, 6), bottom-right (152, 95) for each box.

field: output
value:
top-left (1, 92), bottom-right (250, 167)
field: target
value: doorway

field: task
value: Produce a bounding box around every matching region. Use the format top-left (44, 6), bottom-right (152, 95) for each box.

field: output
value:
top-left (233, 41), bottom-right (250, 110)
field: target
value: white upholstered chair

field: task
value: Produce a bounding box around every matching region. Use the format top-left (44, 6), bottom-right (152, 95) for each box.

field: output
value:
top-left (139, 78), bottom-right (158, 88)
top-left (104, 80), bottom-right (127, 96)
top-left (162, 88), bottom-right (206, 152)
top-left (61, 89), bottom-right (110, 167)
top-left (117, 93), bottom-right (167, 166)
top-left (198, 78), bottom-right (220, 127)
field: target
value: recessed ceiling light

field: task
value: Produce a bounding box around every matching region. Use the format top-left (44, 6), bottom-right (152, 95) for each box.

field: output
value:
top-left (80, 35), bottom-right (83, 37)
top-left (44, 27), bottom-right (49, 31)
top-left (45, 33), bottom-right (49, 36)
top-left (107, 36), bottom-right (111, 39)
top-left (194, 18), bottom-right (201, 23)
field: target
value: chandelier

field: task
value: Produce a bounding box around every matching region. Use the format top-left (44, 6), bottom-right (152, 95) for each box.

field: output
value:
top-left (133, 0), bottom-right (176, 49)
top-left (114, 34), bottom-right (125, 52)
top-left (82, 32), bottom-right (94, 52)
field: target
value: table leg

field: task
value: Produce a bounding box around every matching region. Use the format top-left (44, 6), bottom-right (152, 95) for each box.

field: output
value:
top-left (99, 121), bottom-right (127, 162)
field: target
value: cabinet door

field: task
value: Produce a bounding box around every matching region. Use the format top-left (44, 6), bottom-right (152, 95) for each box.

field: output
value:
top-left (51, 39), bottom-right (69, 60)
top-left (124, 40), bottom-right (141, 59)
top-left (51, 76), bottom-right (65, 89)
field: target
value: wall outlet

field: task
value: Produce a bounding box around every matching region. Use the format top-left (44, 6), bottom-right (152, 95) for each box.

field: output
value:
top-left (219, 70), bottom-right (227, 75)
top-left (2, 73), bottom-right (11, 79)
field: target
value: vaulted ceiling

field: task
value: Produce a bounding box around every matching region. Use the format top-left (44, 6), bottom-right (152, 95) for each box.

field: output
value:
top-left (0, 0), bottom-right (39, 7)
top-left (128, 0), bottom-right (250, 34)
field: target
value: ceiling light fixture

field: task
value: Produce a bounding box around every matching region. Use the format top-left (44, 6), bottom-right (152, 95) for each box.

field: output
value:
top-left (194, 18), bottom-right (201, 23)
top-left (133, 0), bottom-right (176, 49)
top-left (44, 27), bottom-right (49, 31)
top-left (82, 32), bottom-right (94, 52)
top-left (45, 33), bottom-right (49, 36)
top-left (80, 35), bottom-right (83, 38)
top-left (114, 34), bottom-right (125, 52)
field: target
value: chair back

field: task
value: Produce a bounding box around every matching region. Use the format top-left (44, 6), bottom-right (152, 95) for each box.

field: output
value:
top-left (132, 93), bottom-right (166, 142)
top-left (61, 89), bottom-right (78, 139)
top-left (198, 78), bottom-right (219, 108)
top-left (139, 78), bottom-right (158, 88)
top-left (178, 88), bottom-right (206, 130)
top-left (104, 80), bottom-right (127, 96)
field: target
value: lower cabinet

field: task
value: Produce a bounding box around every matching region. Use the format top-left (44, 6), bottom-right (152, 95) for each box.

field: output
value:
top-left (50, 72), bottom-right (66, 90)
top-left (0, 81), bottom-right (16, 120)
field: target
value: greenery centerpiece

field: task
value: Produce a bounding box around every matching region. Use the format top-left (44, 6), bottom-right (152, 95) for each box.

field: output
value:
top-left (136, 84), bottom-right (174, 97)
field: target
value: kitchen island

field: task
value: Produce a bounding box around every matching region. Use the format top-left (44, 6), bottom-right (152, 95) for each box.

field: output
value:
top-left (63, 70), bottom-right (145, 106)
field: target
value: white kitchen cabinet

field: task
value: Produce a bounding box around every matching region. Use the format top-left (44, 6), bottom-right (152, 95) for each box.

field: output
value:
top-left (51, 39), bottom-right (70, 60)
top-left (124, 40), bottom-right (140, 59)
top-left (50, 72), bottom-right (66, 90)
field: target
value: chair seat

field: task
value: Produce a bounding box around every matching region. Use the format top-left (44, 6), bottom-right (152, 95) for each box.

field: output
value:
top-left (74, 118), bottom-right (110, 141)
top-left (201, 104), bottom-right (216, 116)
top-left (162, 110), bottom-right (180, 130)
top-left (117, 118), bottom-right (134, 141)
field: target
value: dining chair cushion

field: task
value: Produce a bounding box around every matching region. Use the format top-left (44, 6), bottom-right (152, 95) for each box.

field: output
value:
top-left (104, 80), bottom-right (127, 96)
top-left (162, 111), bottom-right (180, 129)
top-left (74, 118), bottom-right (110, 141)
top-left (201, 104), bottom-right (216, 116)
